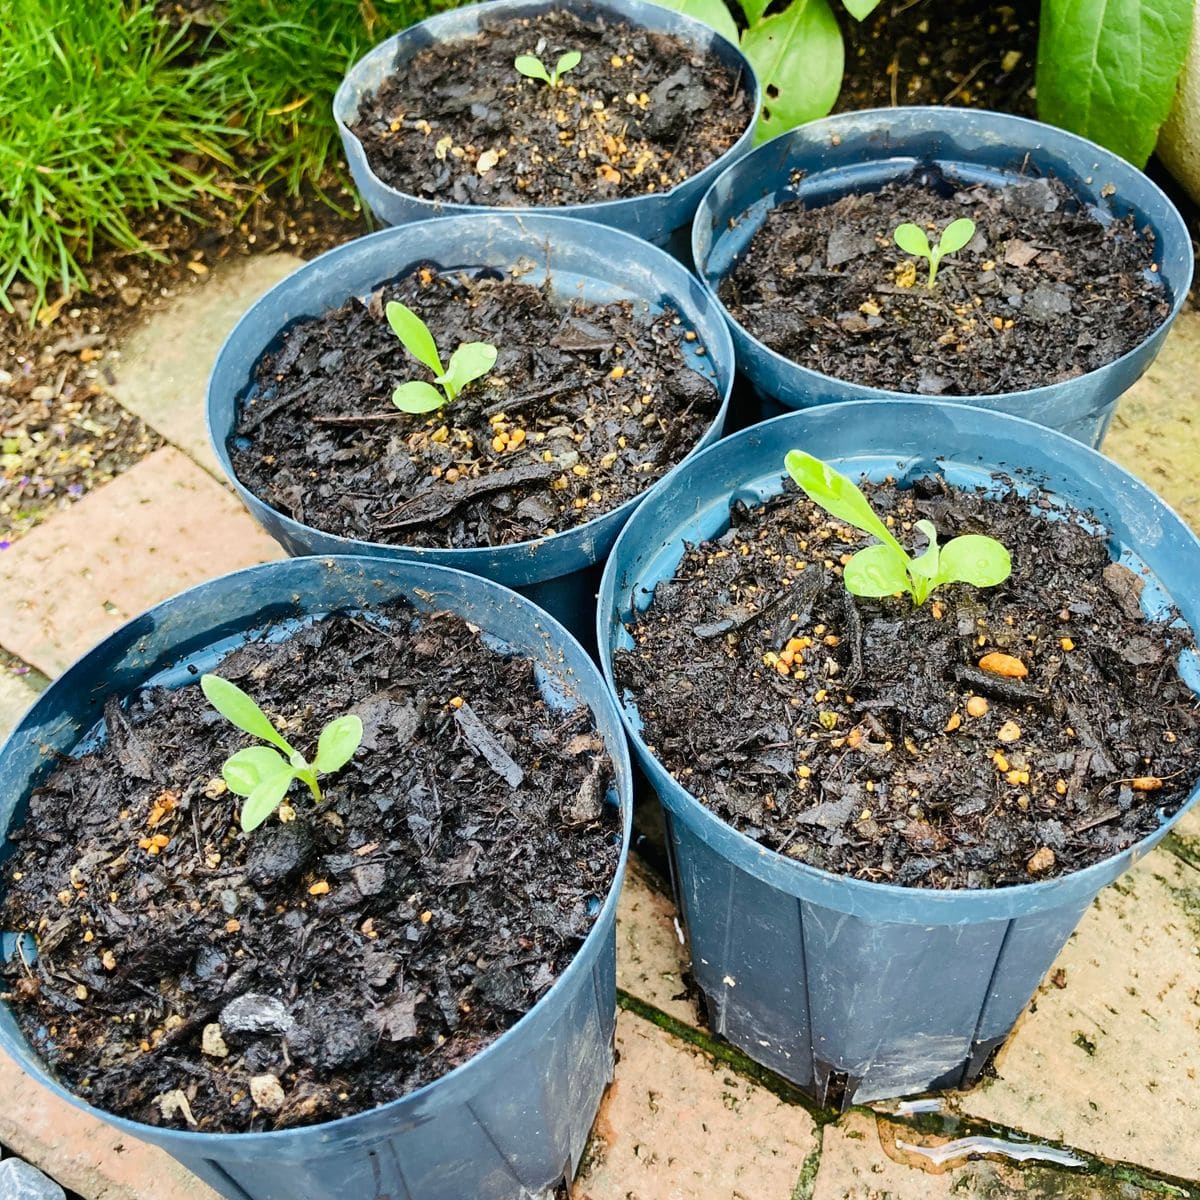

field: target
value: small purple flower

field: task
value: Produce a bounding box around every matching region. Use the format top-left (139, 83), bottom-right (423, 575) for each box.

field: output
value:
top-left (67, 483), bottom-right (83, 497)
top-left (0, 540), bottom-right (10, 551)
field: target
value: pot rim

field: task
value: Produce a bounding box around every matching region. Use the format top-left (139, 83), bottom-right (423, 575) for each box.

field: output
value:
top-left (597, 398), bottom-right (1200, 919)
top-left (0, 554), bottom-right (633, 1150)
top-left (332, 0), bottom-right (761, 220)
top-left (692, 105), bottom-right (1194, 408)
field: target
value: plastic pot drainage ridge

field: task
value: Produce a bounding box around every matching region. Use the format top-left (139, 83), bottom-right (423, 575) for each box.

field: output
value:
top-left (597, 399), bottom-right (1200, 1106)
top-left (0, 556), bottom-right (633, 1200)
top-left (692, 107), bottom-right (1193, 449)
top-left (205, 213), bottom-right (734, 650)
top-left (334, 0), bottom-right (761, 260)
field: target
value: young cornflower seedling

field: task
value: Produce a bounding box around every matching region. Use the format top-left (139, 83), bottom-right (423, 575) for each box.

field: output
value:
top-left (784, 450), bottom-right (1011, 605)
top-left (386, 300), bottom-right (497, 413)
top-left (201, 674), bottom-right (363, 832)
top-left (893, 217), bottom-right (976, 289)
top-left (514, 49), bottom-right (582, 88)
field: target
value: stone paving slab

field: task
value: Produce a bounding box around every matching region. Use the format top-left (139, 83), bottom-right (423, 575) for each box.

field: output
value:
top-left (108, 254), bottom-right (304, 478)
top-left (0, 1047), bottom-right (217, 1200)
top-left (812, 1110), bottom-right (1161, 1200)
top-left (1106, 308), bottom-right (1200, 534)
top-left (0, 446), bottom-right (282, 677)
top-left (0, 670), bottom-right (41, 742)
top-left (616, 858), bottom-right (700, 1027)
top-left (961, 843), bottom-right (1200, 1181)
top-left (575, 1010), bottom-right (819, 1200)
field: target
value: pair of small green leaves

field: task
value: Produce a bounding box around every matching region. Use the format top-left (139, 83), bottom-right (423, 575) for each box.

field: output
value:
top-left (514, 49), bottom-right (581, 87)
top-left (386, 301), bottom-right (497, 414)
top-left (200, 674), bottom-right (363, 833)
top-left (893, 217), bottom-right (977, 289)
top-left (783, 450), bottom-right (1011, 606)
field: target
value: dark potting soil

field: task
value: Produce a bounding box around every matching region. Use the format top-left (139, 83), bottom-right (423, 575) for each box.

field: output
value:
top-left (230, 266), bottom-right (720, 548)
top-left (348, 8), bottom-right (750, 207)
top-left (836, 0), bottom-right (1039, 116)
top-left (615, 474), bottom-right (1200, 889)
top-left (720, 174), bottom-right (1170, 396)
top-left (0, 605), bottom-right (620, 1132)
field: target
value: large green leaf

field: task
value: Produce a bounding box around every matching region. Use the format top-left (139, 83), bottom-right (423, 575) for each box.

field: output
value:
top-left (314, 714), bottom-right (364, 776)
top-left (742, 0), bottom-right (844, 143)
top-left (784, 450), bottom-right (904, 556)
top-left (1037, 0), bottom-right (1194, 167)
top-left (200, 674), bottom-right (293, 755)
top-left (646, 0), bottom-right (739, 45)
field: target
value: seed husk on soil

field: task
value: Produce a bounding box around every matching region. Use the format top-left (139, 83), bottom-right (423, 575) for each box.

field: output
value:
top-left (349, 9), bottom-right (749, 207)
top-left (615, 472), bottom-right (1200, 889)
top-left (0, 603), bottom-right (620, 1132)
top-left (229, 264), bottom-right (720, 549)
top-left (721, 173), bottom-right (1169, 396)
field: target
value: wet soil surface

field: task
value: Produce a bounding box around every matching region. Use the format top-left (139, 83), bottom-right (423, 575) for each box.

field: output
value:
top-left (837, 0), bottom-right (1039, 115)
top-left (1, 180), bottom-right (370, 544)
top-left (0, 604), bottom-right (620, 1131)
top-left (231, 265), bottom-right (720, 548)
top-left (615, 474), bottom-right (1200, 889)
top-left (349, 8), bottom-right (750, 207)
top-left (721, 174), bottom-right (1169, 396)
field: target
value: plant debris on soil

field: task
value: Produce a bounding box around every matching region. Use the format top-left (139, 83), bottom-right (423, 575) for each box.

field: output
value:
top-left (615, 472), bottom-right (1200, 889)
top-left (0, 178), bottom-right (370, 544)
top-left (720, 173), bottom-right (1169, 396)
top-left (348, 8), bottom-right (750, 207)
top-left (230, 264), bottom-right (720, 548)
top-left (0, 603), bottom-right (620, 1132)
top-left (836, 0), bottom-right (1038, 115)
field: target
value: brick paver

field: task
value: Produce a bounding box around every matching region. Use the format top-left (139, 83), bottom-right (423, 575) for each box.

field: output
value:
top-left (961, 844), bottom-right (1200, 1180)
top-left (575, 1011), bottom-right (818, 1200)
top-left (108, 254), bottom-right (304, 478)
top-left (0, 670), bottom-right (41, 741)
top-left (0, 1047), bottom-right (218, 1200)
top-left (0, 446), bottom-right (282, 676)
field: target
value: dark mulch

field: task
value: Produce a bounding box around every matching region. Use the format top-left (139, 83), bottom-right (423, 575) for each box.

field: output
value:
top-left (720, 174), bottom-right (1169, 396)
top-left (230, 265), bottom-right (720, 548)
top-left (615, 473), bottom-right (1200, 889)
top-left (837, 0), bottom-right (1039, 115)
top-left (0, 604), bottom-right (620, 1132)
top-left (0, 179), bottom-right (371, 544)
top-left (349, 8), bottom-right (750, 207)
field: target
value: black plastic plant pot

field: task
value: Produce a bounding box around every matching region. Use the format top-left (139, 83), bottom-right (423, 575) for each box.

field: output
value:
top-left (205, 214), bottom-right (733, 650)
top-left (0, 557), bottom-right (632, 1200)
top-left (692, 108), bottom-right (1194, 448)
top-left (597, 399), bottom-right (1200, 1106)
top-left (333, 0), bottom-right (760, 259)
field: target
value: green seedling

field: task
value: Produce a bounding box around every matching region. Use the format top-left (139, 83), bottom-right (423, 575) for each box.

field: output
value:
top-left (893, 217), bottom-right (977, 288)
top-left (201, 674), bottom-right (363, 832)
top-left (783, 450), bottom-right (1011, 605)
top-left (514, 49), bottom-right (582, 87)
top-left (385, 300), bottom-right (497, 414)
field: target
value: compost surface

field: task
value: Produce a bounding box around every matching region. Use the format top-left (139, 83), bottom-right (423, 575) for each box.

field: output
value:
top-left (230, 265), bottom-right (720, 547)
top-left (616, 474), bottom-right (1200, 889)
top-left (0, 604), bottom-right (620, 1131)
top-left (721, 174), bottom-right (1168, 396)
top-left (349, 8), bottom-right (750, 206)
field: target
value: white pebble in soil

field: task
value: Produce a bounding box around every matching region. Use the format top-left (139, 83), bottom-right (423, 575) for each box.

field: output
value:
top-left (0, 1156), bottom-right (68, 1200)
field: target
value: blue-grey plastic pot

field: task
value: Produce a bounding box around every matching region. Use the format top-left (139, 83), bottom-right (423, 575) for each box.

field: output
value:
top-left (597, 399), bottom-right (1200, 1106)
top-left (0, 556), bottom-right (633, 1200)
top-left (333, 0), bottom-right (760, 260)
top-left (206, 214), bottom-right (734, 649)
top-left (692, 107), bottom-right (1194, 448)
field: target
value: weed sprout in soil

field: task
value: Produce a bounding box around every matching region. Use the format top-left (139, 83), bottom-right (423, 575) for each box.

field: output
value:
top-left (386, 300), bottom-right (497, 414)
top-left (784, 450), bottom-right (1011, 604)
top-left (201, 674), bottom-right (363, 831)
top-left (514, 47), bottom-right (582, 88)
top-left (892, 217), bottom-right (977, 289)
